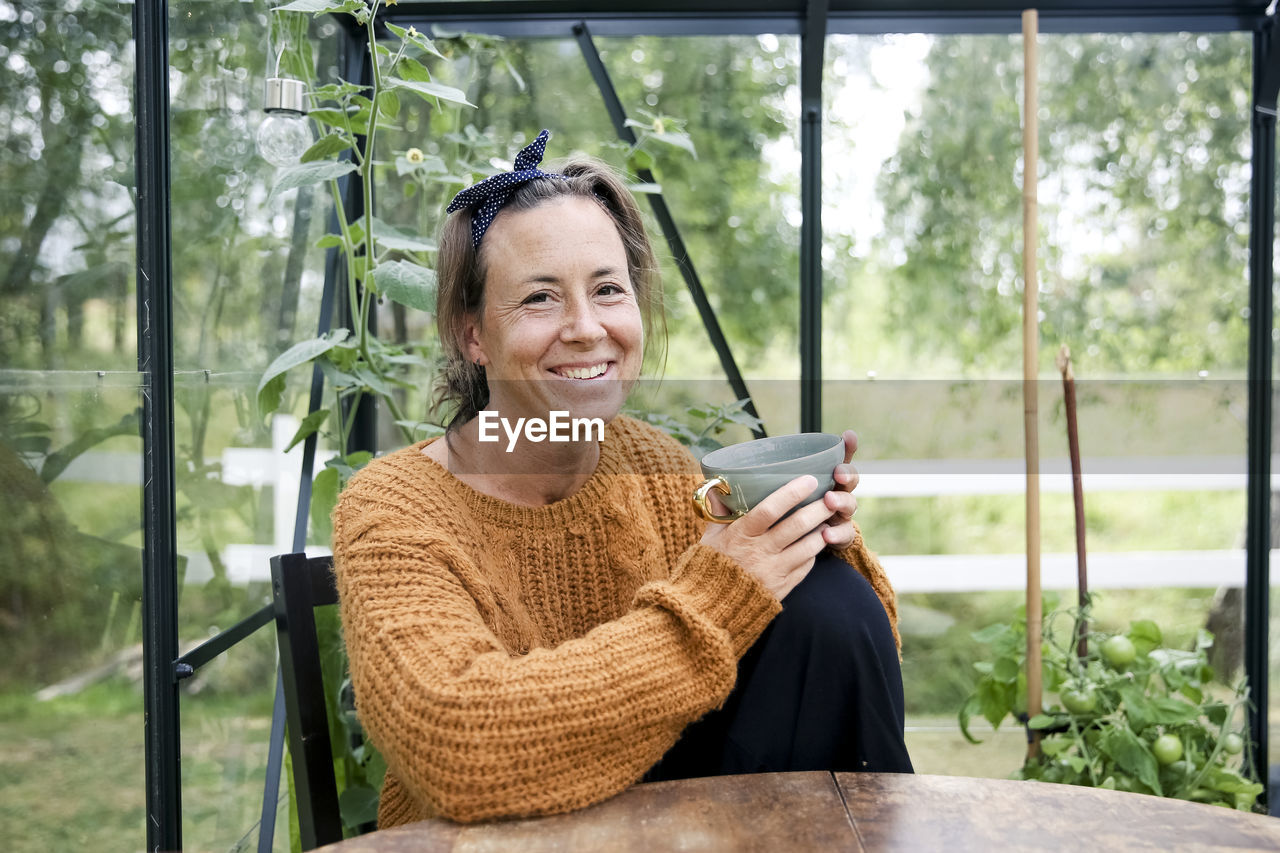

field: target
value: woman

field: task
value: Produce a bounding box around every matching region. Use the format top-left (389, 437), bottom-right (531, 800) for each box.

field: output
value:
top-left (331, 130), bottom-right (911, 828)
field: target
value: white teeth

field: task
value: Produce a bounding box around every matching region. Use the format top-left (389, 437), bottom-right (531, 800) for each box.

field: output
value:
top-left (558, 363), bottom-right (608, 380)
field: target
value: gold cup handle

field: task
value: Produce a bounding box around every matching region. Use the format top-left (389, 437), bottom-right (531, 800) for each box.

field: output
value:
top-left (692, 476), bottom-right (743, 524)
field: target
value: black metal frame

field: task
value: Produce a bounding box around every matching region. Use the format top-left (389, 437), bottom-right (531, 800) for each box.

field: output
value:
top-left (134, 1), bottom-right (181, 851)
top-left (134, 2), bottom-right (1277, 849)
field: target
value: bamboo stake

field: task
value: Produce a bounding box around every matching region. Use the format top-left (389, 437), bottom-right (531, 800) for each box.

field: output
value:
top-left (1058, 345), bottom-right (1089, 659)
top-left (1022, 8), bottom-right (1043, 761)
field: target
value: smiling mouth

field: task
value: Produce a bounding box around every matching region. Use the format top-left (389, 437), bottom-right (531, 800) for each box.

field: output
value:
top-left (552, 363), bottom-right (610, 380)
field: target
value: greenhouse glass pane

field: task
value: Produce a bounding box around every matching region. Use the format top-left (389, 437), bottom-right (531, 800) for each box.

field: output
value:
top-left (823, 31), bottom-right (1255, 789)
top-left (0, 2), bottom-right (146, 848)
top-left (179, 628), bottom-right (285, 853)
top-left (169, 0), bottom-right (332, 639)
top-left (363, 32), bottom-right (791, 438)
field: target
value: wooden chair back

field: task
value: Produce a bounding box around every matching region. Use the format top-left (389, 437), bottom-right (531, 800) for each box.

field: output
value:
top-left (270, 552), bottom-right (343, 850)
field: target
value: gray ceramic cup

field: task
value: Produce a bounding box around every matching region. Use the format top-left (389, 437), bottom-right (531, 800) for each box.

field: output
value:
top-left (692, 432), bottom-right (845, 523)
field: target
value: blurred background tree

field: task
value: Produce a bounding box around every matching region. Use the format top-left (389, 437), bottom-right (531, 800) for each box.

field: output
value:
top-left (878, 33), bottom-right (1249, 375)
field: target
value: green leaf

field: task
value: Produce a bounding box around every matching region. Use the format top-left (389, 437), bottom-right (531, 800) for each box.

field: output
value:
top-left (300, 132), bottom-right (352, 163)
top-left (319, 357), bottom-right (360, 389)
top-left (1128, 619), bottom-right (1163, 654)
top-left (352, 366), bottom-right (398, 399)
top-left (310, 466), bottom-right (340, 542)
top-left (371, 217), bottom-right (436, 252)
top-left (1099, 727), bottom-right (1162, 796)
top-left (306, 108), bottom-right (352, 129)
top-left (338, 784), bottom-right (380, 829)
top-left (653, 130), bottom-right (698, 158)
top-left (257, 332), bottom-right (349, 415)
top-left (1040, 737), bottom-right (1071, 756)
top-left (14, 435), bottom-right (51, 454)
top-left (371, 260), bottom-right (437, 312)
top-left (310, 81), bottom-right (363, 100)
top-left (992, 656), bottom-right (1019, 684)
top-left (377, 90), bottom-right (401, 121)
top-left (1026, 714), bottom-right (1059, 730)
top-left (958, 695), bottom-right (984, 744)
top-left (394, 55), bottom-right (434, 84)
top-left (268, 161), bottom-right (357, 203)
top-left (315, 233), bottom-right (345, 249)
top-left (384, 352), bottom-right (432, 368)
top-left (386, 22), bottom-right (446, 59)
top-left (1204, 702), bottom-right (1229, 727)
top-left (628, 148), bottom-right (654, 172)
top-left (1117, 684), bottom-right (1152, 732)
top-left (387, 77), bottom-right (474, 107)
top-left (976, 677), bottom-right (1015, 729)
top-left (284, 408), bottom-right (330, 453)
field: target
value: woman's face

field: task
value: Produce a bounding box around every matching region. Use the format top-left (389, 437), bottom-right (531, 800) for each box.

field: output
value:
top-left (463, 195), bottom-right (644, 427)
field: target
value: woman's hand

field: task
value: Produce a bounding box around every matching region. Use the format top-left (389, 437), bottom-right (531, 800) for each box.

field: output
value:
top-left (700, 474), bottom-right (834, 601)
top-left (820, 429), bottom-right (860, 549)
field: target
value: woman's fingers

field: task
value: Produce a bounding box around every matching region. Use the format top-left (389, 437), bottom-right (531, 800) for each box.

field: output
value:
top-left (823, 488), bottom-right (857, 519)
top-left (842, 429), bottom-right (859, 465)
top-left (833, 462), bottom-right (860, 491)
top-left (737, 474), bottom-right (818, 536)
top-left (767, 492), bottom-right (840, 546)
top-left (822, 518), bottom-right (857, 547)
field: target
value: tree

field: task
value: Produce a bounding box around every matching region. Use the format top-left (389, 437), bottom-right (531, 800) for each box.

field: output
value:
top-left (877, 32), bottom-right (1251, 375)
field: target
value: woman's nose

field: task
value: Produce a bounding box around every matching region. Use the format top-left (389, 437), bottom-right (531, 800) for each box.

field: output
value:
top-left (561, 300), bottom-right (607, 344)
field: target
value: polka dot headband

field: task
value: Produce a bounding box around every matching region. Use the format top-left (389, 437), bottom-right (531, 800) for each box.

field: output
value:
top-left (446, 129), bottom-right (566, 249)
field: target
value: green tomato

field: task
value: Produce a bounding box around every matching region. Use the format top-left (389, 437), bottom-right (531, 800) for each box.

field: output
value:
top-left (1221, 733), bottom-right (1244, 755)
top-left (1153, 734), bottom-right (1184, 765)
top-left (1061, 687), bottom-right (1098, 715)
top-left (1100, 635), bottom-right (1137, 668)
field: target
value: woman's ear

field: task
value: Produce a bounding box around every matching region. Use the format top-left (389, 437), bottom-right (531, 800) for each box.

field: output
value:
top-left (461, 315), bottom-right (487, 366)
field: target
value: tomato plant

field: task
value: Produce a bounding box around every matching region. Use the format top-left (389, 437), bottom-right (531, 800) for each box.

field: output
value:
top-left (959, 595), bottom-right (1261, 812)
top-left (1060, 686), bottom-right (1098, 715)
top-left (1100, 635), bottom-right (1137, 669)
top-left (1152, 734), bottom-right (1183, 765)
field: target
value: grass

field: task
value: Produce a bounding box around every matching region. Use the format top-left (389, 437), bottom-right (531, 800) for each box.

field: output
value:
top-left (0, 681), bottom-right (285, 853)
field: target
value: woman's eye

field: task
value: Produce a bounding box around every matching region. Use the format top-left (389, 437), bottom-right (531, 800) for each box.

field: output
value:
top-left (597, 284), bottom-right (626, 296)
top-left (522, 292), bottom-right (549, 305)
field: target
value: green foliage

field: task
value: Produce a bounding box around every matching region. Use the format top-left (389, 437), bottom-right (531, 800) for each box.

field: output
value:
top-left (879, 33), bottom-right (1251, 374)
top-left (960, 595), bottom-right (1261, 811)
top-left (634, 397), bottom-right (764, 458)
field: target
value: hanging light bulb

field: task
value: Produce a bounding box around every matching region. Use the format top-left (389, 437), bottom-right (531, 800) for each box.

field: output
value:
top-left (256, 77), bottom-right (311, 168)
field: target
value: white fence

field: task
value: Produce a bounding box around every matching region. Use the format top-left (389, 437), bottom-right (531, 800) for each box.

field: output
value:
top-left (49, 422), bottom-right (1263, 591)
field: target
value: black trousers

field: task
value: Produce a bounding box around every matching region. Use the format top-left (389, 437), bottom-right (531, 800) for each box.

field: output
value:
top-left (643, 551), bottom-right (913, 781)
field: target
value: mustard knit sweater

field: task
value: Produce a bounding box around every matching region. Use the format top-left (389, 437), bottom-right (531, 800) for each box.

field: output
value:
top-left (331, 415), bottom-right (900, 827)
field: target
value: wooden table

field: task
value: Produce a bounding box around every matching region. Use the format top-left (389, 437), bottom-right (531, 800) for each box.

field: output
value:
top-left (319, 772), bottom-right (1280, 852)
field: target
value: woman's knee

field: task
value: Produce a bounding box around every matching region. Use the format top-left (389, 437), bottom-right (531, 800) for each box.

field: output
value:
top-left (776, 552), bottom-right (894, 653)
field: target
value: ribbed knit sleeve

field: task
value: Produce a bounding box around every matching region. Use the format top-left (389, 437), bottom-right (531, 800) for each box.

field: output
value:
top-left (332, 497), bottom-right (780, 824)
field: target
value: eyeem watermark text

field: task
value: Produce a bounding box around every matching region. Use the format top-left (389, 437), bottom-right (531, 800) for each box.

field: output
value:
top-left (477, 410), bottom-right (605, 452)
